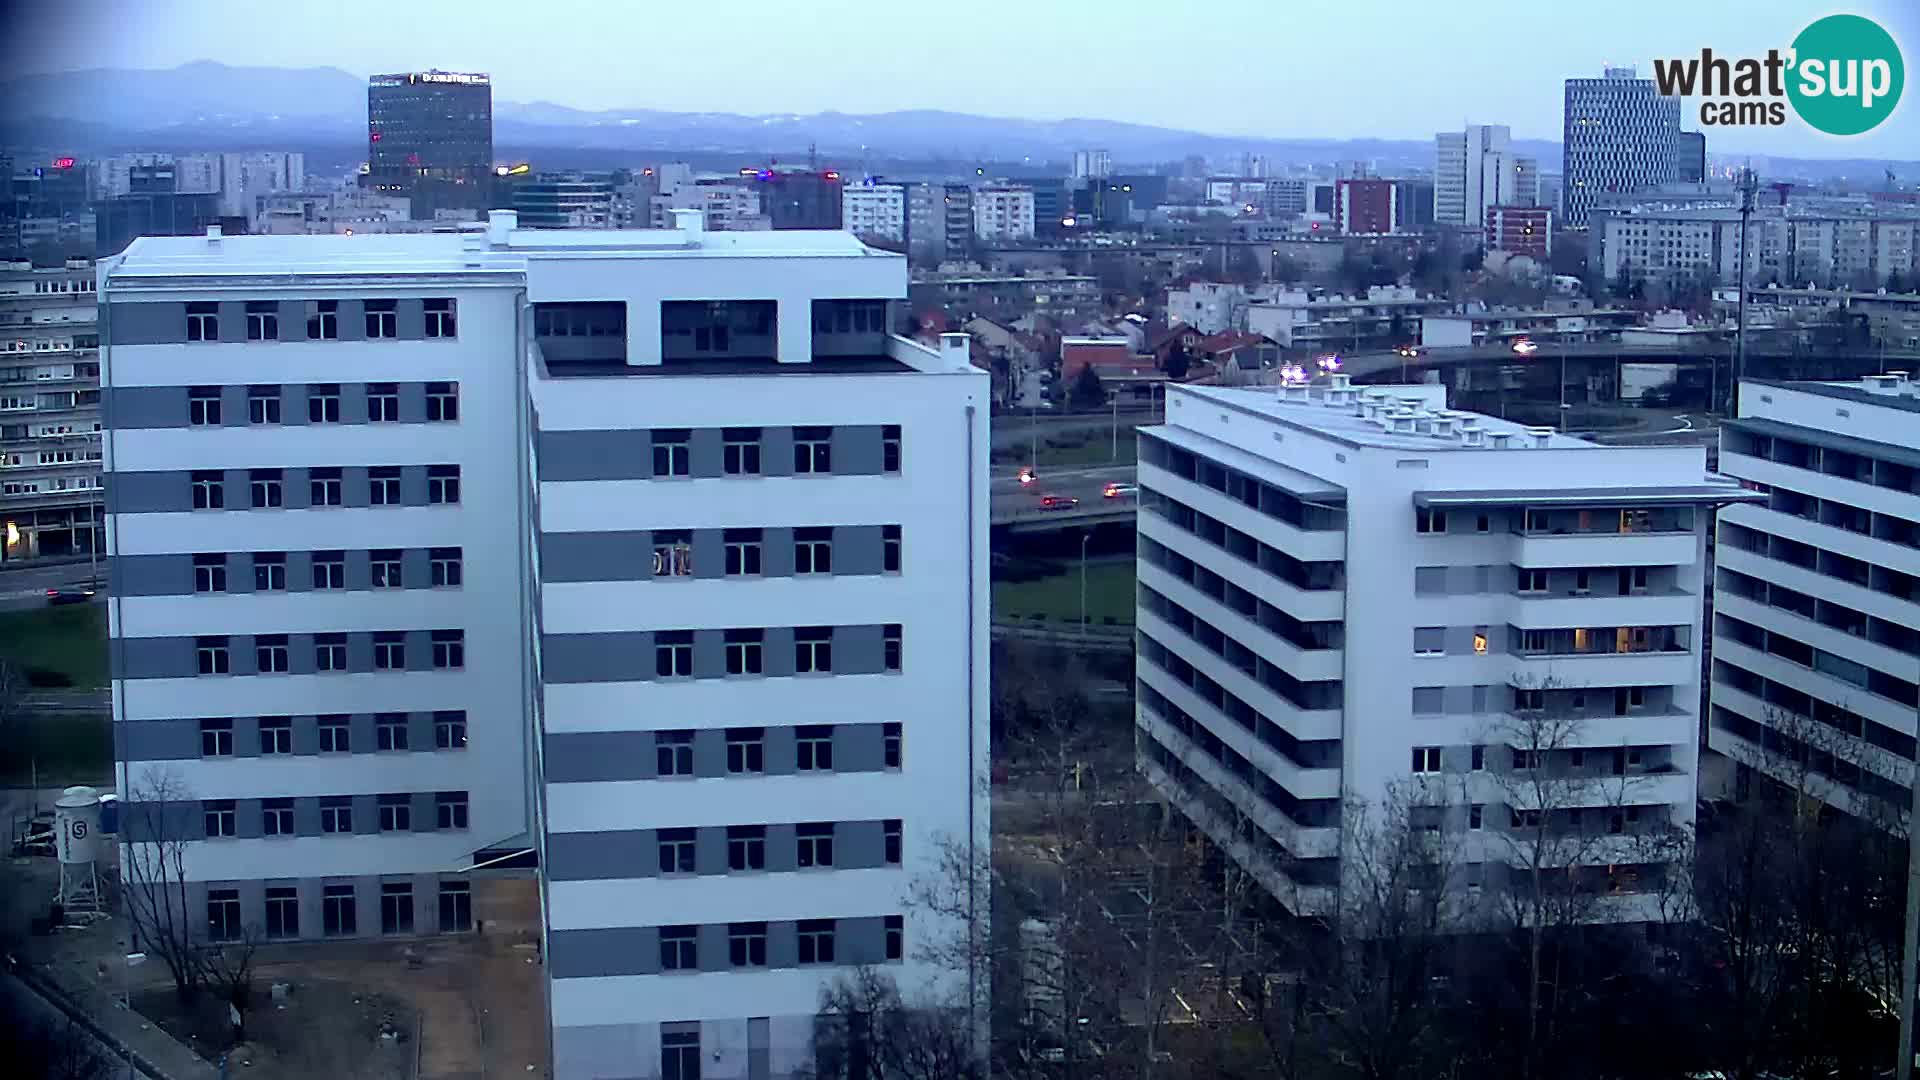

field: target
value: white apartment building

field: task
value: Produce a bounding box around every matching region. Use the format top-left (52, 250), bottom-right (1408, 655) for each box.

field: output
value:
top-left (1434, 125), bottom-right (1537, 228)
top-left (102, 212), bottom-right (990, 1079)
top-left (1135, 379), bottom-right (1752, 917)
top-left (1600, 207), bottom-right (1920, 290)
top-left (1, 258), bottom-right (103, 562)
top-left (650, 181), bottom-right (771, 232)
top-left (971, 186), bottom-right (1036, 242)
top-left (841, 181), bottom-right (907, 244)
top-left (1072, 149), bottom-right (1112, 180)
top-left (1709, 375), bottom-right (1920, 821)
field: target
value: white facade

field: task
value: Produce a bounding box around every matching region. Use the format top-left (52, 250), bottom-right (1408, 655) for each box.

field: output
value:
top-left (650, 182), bottom-right (770, 232)
top-left (1599, 207), bottom-right (1920, 290)
top-left (972, 186), bottom-right (1036, 242)
top-left (1072, 149), bottom-right (1112, 180)
top-left (1709, 376), bottom-right (1920, 821)
top-left (1137, 380), bottom-right (1747, 917)
top-left (1435, 125), bottom-right (1536, 228)
top-left (102, 217), bottom-right (990, 1079)
top-left (841, 182), bottom-right (908, 244)
top-left (1, 260), bottom-right (103, 562)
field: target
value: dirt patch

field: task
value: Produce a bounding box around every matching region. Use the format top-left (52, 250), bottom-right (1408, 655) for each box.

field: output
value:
top-left (135, 979), bottom-right (416, 1080)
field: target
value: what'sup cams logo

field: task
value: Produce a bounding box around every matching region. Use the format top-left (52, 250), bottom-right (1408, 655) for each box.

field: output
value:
top-left (1652, 13), bottom-right (1904, 135)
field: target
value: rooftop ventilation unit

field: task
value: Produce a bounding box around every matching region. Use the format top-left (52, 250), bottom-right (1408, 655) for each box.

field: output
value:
top-left (1489, 431), bottom-right (1514, 449)
top-left (1525, 426), bottom-right (1555, 448)
top-left (1461, 424), bottom-right (1486, 447)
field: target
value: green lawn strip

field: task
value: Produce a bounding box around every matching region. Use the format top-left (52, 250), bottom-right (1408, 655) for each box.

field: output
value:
top-left (993, 561), bottom-right (1136, 626)
top-left (0, 603), bottom-right (109, 689)
top-left (0, 711), bottom-right (111, 786)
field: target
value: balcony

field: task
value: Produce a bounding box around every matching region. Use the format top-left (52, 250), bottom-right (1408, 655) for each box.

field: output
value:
top-left (1137, 754), bottom-right (1338, 916)
top-left (1510, 590), bottom-right (1698, 629)
top-left (1511, 530), bottom-right (1698, 569)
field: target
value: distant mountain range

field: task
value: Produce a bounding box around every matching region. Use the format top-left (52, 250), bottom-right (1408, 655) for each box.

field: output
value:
top-left (0, 61), bottom-right (1909, 180)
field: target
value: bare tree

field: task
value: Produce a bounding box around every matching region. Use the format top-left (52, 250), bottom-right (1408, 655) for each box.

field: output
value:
top-left (806, 967), bottom-right (984, 1080)
top-left (200, 924), bottom-right (263, 1042)
top-left (119, 765), bottom-right (202, 1002)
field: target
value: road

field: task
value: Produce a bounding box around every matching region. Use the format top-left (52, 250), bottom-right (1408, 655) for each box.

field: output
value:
top-left (0, 561), bottom-right (104, 613)
top-left (990, 464), bottom-right (1138, 520)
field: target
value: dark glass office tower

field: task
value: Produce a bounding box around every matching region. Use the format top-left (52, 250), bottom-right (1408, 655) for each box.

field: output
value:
top-left (364, 71), bottom-right (494, 218)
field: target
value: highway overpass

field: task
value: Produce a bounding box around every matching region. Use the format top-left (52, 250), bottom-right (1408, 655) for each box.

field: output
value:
top-left (990, 464), bottom-right (1140, 530)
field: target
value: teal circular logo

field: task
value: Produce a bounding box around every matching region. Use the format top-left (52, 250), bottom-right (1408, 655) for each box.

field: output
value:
top-left (1788, 14), bottom-right (1904, 136)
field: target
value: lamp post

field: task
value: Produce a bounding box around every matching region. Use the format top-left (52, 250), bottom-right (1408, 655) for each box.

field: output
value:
top-left (1079, 530), bottom-right (1092, 630)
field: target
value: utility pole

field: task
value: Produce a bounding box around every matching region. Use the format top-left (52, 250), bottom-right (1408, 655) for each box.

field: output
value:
top-left (1079, 531), bottom-right (1092, 630)
top-left (1733, 166), bottom-right (1758, 416)
top-left (1111, 390), bottom-right (1119, 461)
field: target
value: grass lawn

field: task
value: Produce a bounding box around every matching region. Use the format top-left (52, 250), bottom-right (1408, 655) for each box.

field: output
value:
top-left (1036, 437), bottom-right (1138, 468)
top-left (993, 560), bottom-right (1136, 627)
top-left (1, 710), bottom-right (111, 786)
top-left (0, 602), bottom-right (108, 689)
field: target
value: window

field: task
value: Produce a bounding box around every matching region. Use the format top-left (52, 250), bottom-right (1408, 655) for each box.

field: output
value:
top-left (1511, 808), bottom-right (1543, 830)
top-left (725, 629), bottom-right (763, 675)
top-left (265, 886), bottom-right (298, 939)
top-left (308, 467), bottom-right (343, 506)
top-left (196, 636), bottom-right (230, 675)
top-left (435, 792), bottom-right (469, 830)
top-left (193, 553), bottom-right (227, 593)
top-left (1474, 629), bottom-right (1489, 655)
top-left (797, 822), bottom-right (835, 868)
top-left (884, 722), bottom-right (902, 769)
top-left (796, 725), bottom-right (834, 771)
top-left (661, 925), bottom-right (698, 970)
top-left (655, 631), bottom-right (693, 678)
top-left (308, 383), bottom-right (340, 422)
top-left (1620, 509), bottom-right (1653, 534)
top-left (882, 525), bottom-right (901, 573)
top-left (1515, 687), bottom-right (1545, 712)
top-left (882, 425), bottom-right (901, 473)
top-left (653, 530), bottom-right (693, 577)
top-left (1414, 627), bottom-right (1445, 657)
top-left (370, 550), bottom-right (403, 588)
top-left (204, 799), bottom-right (237, 837)
top-left (249, 469), bottom-right (283, 508)
top-left (365, 299), bottom-right (398, 339)
top-left (380, 881), bottom-right (414, 934)
top-left (798, 919), bottom-right (836, 964)
top-left (320, 796), bottom-right (352, 833)
top-left (186, 302), bottom-right (219, 343)
top-left (1470, 804), bottom-right (1484, 830)
top-left (721, 526), bottom-right (760, 576)
top-left (373, 632), bottom-right (406, 670)
top-left (1471, 745), bottom-right (1486, 771)
top-left (727, 825), bottom-right (766, 871)
top-left (884, 819), bottom-right (902, 865)
top-left (722, 427), bottom-right (761, 475)
top-left (425, 381), bottom-right (458, 421)
top-left (652, 429), bottom-right (690, 477)
top-left (1474, 513), bottom-right (1490, 533)
top-left (247, 385), bottom-right (281, 424)
top-left (253, 551), bottom-right (286, 591)
top-left (375, 712), bottom-right (409, 751)
top-left (1615, 686), bottom-right (1647, 715)
top-left (367, 383), bottom-right (400, 422)
top-left (794, 426), bottom-right (832, 473)
top-left (729, 922), bottom-right (768, 967)
top-left (439, 880), bottom-right (472, 931)
top-left (322, 883), bottom-right (357, 937)
top-left (189, 386), bottom-right (222, 425)
top-left (885, 915), bottom-right (903, 961)
top-left (369, 467), bottom-right (401, 505)
top-left (1512, 748), bottom-right (1542, 771)
top-left (1622, 566), bottom-right (1648, 594)
top-left (318, 716), bottom-right (350, 754)
top-left (253, 630), bottom-right (286, 672)
top-left (661, 1029), bottom-right (700, 1080)
top-left (263, 797), bottom-right (294, 836)
top-left (656, 730), bottom-right (694, 776)
top-left (727, 728), bottom-right (764, 774)
top-left (430, 547), bottom-right (462, 587)
top-left (1519, 569), bottom-right (1548, 593)
top-left (245, 301), bottom-right (279, 342)
top-left (435, 711), bottom-right (468, 750)
top-left (796, 627), bottom-right (832, 673)
top-left (312, 551), bottom-right (345, 590)
top-left (427, 465), bottom-right (460, 504)
top-left (1573, 569), bottom-right (1592, 595)
top-left (191, 470), bottom-right (224, 510)
top-left (200, 717), bottom-right (233, 757)
top-left (424, 298), bottom-right (456, 338)
top-left (1416, 508), bottom-right (1446, 534)
top-left (378, 794), bottom-right (411, 832)
top-left (307, 301), bottom-right (339, 341)
top-left (259, 715), bottom-right (292, 754)
top-left (431, 629), bottom-right (465, 670)
top-left (1411, 746), bottom-right (1442, 773)
top-left (207, 888), bottom-right (241, 942)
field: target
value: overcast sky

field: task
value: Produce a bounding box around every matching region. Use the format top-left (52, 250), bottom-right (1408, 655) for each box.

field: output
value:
top-left (7, 0), bottom-right (1917, 159)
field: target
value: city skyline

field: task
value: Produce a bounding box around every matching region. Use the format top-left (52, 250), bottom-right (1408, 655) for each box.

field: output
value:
top-left (4, 0), bottom-right (1916, 161)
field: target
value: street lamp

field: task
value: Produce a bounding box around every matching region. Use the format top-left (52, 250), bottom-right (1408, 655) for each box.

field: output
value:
top-left (1079, 531), bottom-right (1092, 630)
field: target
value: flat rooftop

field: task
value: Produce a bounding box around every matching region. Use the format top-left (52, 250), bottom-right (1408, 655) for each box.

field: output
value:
top-left (1182, 384), bottom-right (1595, 452)
top-left (1746, 376), bottom-right (1920, 416)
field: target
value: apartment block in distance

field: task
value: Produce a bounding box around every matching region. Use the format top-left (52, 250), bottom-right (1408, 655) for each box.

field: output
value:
top-left (1709, 375), bottom-right (1920, 820)
top-left (101, 210), bottom-right (990, 1079)
top-left (1134, 378), bottom-right (1755, 917)
top-left (2, 257), bottom-right (103, 562)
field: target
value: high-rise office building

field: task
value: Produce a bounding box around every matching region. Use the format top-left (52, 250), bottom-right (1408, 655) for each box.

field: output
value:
top-left (512, 173), bottom-right (616, 229)
top-left (1678, 132), bottom-right (1707, 184)
top-left (1562, 67), bottom-right (1682, 228)
top-left (1072, 149), bottom-right (1112, 180)
top-left (1135, 378), bottom-right (1752, 917)
top-left (364, 71), bottom-right (494, 217)
top-left (758, 169), bottom-right (844, 231)
top-left (102, 212), bottom-right (989, 1079)
top-left (1435, 124), bottom-right (1537, 228)
top-left (1710, 374), bottom-right (1920, 821)
top-left (0, 258), bottom-right (101, 563)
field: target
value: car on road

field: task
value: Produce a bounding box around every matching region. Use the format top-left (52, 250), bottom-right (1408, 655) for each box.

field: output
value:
top-left (1039, 494), bottom-right (1078, 511)
top-left (1018, 467), bottom-right (1039, 484)
top-left (1103, 482), bottom-right (1138, 499)
top-left (45, 584), bottom-right (97, 605)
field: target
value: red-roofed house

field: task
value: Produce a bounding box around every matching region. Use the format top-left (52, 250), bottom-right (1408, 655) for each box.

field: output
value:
top-left (1062, 336), bottom-right (1167, 401)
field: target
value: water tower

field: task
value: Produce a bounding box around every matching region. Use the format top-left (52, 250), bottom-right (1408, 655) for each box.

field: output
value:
top-left (54, 785), bottom-right (105, 918)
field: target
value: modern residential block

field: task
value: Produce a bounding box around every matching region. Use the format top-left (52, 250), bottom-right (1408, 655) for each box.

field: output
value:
top-left (1709, 375), bottom-right (1920, 821)
top-left (102, 211), bottom-right (991, 1079)
top-left (1135, 379), bottom-right (1753, 918)
top-left (1, 257), bottom-right (103, 562)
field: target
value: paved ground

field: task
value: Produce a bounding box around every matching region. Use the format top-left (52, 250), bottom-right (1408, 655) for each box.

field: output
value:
top-left (0, 560), bottom-right (104, 612)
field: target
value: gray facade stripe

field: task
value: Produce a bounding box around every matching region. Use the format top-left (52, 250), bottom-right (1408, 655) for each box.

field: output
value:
top-left (119, 801), bottom-right (203, 843)
top-left (236, 798), bottom-right (264, 839)
top-left (689, 428), bottom-right (723, 479)
top-left (215, 302), bottom-right (248, 344)
top-left (761, 528), bottom-right (795, 576)
top-left (538, 430), bottom-right (650, 482)
top-left (544, 724), bottom-right (892, 783)
top-left (540, 532), bottom-right (649, 583)
top-left (335, 300), bottom-right (366, 342)
top-left (549, 927), bottom-right (658, 979)
top-left (834, 624), bottom-right (886, 675)
top-left (220, 385), bottom-right (249, 427)
top-left (833, 425), bottom-right (885, 475)
top-left (106, 471), bottom-right (188, 514)
top-left (115, 719), bottom-right (200, 762)
top-left (106, 386), bottom-right (189, 429)
top-left (544, 731), bottom-right (658, 783)
top-left (539, 526), bottom-right (891, 585)
top-left (540, 632), bottom-right (653, 684)
top-left (117, 636), bottom-right (198, 680)
top-left (107, 302), bottom-right (185, 345)
top-left (546, 830), bottom-right (654, 881)
top-left (397, 298), bottom-right (427, 341)
top-left (761, 427), bottom-right (794, 478)
top-left (545, 918), bottom-right (894, 979)
top-left (352, 795), bottom-right (379, 835)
